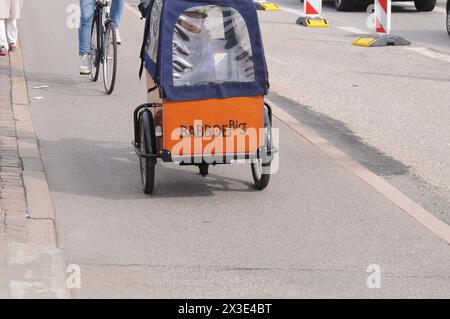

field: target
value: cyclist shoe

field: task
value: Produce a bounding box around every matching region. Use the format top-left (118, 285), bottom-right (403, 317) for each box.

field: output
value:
top-left (115, 29), bottom-right (122, 45)
top-left (80, 54), bottom-right (91, 75)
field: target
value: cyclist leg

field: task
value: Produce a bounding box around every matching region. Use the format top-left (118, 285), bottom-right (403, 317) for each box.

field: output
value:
top-left (79, 0), bottom-right (96, 74)
top-left (110, 0), bottom-right (124, 27)
top-left (79, 0), bottom-right (96, 55)
top-left (110, 0), bottom-right (124, 44)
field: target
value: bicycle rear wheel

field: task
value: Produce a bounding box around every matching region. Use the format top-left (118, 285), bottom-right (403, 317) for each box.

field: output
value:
top-left (103, 23), bottom-right (117, 95)
top-left (90, 15), bottom-right (101, 81)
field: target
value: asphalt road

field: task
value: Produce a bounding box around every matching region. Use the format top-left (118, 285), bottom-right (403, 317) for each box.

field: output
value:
top-left (17, 0), bottom-right (450, 297)
top-left (259, 0), bottom-right (450, 221)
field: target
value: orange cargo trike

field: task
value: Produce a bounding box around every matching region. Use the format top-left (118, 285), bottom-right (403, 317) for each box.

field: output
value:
top-left (134, 0), bottom-right (275, 194)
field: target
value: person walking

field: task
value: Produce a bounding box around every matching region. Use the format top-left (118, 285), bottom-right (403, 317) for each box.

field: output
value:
top-left (0, 0), bottom-right (23, 56)
top-left (79, 0), bottom-right (124, 74)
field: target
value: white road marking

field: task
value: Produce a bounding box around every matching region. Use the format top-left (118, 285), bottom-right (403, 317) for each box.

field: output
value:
top-left (338, 26), bottom-right (368, 34)
top-left (268, 99), bottom-right (450, 245)
top-left (404, 47), bottom-right (450, 63)
top-left (277, 5), bottom-right (304, 17)
top-left (266, 55), bottom-right (288, 65)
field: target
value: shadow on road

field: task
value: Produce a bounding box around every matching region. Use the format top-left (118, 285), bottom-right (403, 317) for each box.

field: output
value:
top-left (39, 137), bottom-right (257, 200)
top-left (24, 71), bottom-right (106, 97)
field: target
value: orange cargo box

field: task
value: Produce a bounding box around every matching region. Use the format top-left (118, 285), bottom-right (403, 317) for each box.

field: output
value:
top-left (163, 96), bottom-right (265, 156)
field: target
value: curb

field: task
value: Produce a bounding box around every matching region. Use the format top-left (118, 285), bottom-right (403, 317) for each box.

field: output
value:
top-left (1, 43), bottom-right (71, 299)
top-left (267, 99), bottom-right (450, 245)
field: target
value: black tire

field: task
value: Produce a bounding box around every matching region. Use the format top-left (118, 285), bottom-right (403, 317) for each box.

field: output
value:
top-left (414, 0), bottom-right (436, 11)
top-left (354, 2), bottom-right (369, 11)
top-left (334, 0), bottom-right (355, 11)
top-left (447, 5), bottom-right (450, 36)
top-left (199, 163), bottom-right (209, 177)
top-left (103, 23), bottom-right (117, 95)
top-left (251, 106), bottom-right (272, 190)
top-left (90, 15), bottom-right (101, 81)
top-left (139, 111), bottom-right (156, 194)
top-left (251, 160), bottom-right (271, 190)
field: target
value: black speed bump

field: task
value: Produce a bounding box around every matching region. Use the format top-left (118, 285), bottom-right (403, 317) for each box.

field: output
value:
top-left (254, 1), bottom-right (280, 10)
top-left (296, 16), bottom-right (330, 28)
top-left (353, 35), bottom-right (411, 47)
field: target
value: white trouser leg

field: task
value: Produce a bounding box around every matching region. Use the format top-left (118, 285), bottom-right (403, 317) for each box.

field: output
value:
top-left (6, 19), bottom-right (18, 45)
top-left (0, 20), bottom-right (7, 48)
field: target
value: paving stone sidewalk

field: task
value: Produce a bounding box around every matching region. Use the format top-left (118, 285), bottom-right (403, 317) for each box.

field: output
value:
top-left (0, 53), bottom-right (28, 246)
top-left (0, 52), bottom-right (69, 299)
top-left (0, 51), bottom-right (28, 298)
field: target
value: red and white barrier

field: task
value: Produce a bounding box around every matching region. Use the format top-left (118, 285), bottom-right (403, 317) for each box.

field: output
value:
top-left (353, 0), bottom-right (409, 46)
top-left (304, 0), bottom-right (322, 18)
top-left (375, 0), bottom-right (391, 34)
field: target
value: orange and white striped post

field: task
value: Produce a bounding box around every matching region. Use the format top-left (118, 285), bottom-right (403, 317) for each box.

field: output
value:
top-left (296, 0), bottom-right (329, 27)
top-left (304, 0), bottom-right (322, 18)
top-left (375, 0), bottom-right (391, 34)
top-left (353, 0), bottom-right (409, 47)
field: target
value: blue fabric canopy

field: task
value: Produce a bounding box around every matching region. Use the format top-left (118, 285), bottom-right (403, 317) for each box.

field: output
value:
top-left (144, 0), bottom-right (269, 101)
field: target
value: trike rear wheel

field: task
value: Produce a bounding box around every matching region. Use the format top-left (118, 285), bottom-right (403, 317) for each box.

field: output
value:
top-left (139, 111), bottom-right (156, 194)
top-left (251, 104), bottom-right (272, 190)
top-left (251, 159), bottom-right (270, 190)
top-left (198, 163), bottom-right (209, 177)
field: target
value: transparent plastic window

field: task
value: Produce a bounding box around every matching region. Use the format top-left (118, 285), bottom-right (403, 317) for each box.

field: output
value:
top-left (173, 5), bottom-right (255, 86)
top-left (146, 0), bottom-right (163, 62)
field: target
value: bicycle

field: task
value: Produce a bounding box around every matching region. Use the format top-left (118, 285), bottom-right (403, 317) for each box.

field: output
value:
top-left (90, 0), bottom-right (118, 95)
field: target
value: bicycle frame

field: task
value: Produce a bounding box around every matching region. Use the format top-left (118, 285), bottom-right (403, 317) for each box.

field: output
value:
top-left (94, 0), bottom-right (112, 65)
top-left (91, 0), bottom-right (118, 94)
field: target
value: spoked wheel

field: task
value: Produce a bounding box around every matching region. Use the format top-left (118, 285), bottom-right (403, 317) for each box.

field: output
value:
top-left (139, 111), bottom-right (156, 194)
top-left (251, 106), bottom-right (272, 190)
top-left (90, 17), bottom-right (101, 81)
top-left (103, 23), bottom-right (117, 95)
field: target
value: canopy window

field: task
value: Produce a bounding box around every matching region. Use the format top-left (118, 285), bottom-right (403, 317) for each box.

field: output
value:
top-left (172, 6), bottom-right (254, 87)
